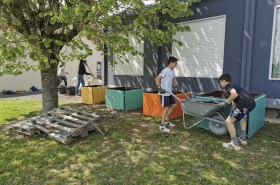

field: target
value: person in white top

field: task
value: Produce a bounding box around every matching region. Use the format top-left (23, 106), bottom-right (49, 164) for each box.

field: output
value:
top-left (155, 56), bottom-right (178, 132)
top-left (57, 62), bottom-right (68, 86)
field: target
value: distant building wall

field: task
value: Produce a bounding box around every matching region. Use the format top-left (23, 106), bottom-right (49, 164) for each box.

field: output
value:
top-left (0, 37), bottom-right (103, 92)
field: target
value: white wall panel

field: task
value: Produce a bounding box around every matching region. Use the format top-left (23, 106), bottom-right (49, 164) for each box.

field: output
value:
top-left (113, 36), bottom-right (144, 76)
top-left (172, 16), bottom-right (226, 78)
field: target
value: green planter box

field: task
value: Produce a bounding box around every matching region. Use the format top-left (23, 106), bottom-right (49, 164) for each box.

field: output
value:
top-left (105, 87), bottom-right (144, 110)
top-left (195, 90), bottom-right (266, 138)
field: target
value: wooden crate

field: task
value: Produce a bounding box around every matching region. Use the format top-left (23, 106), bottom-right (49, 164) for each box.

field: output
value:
top-left (143, 91), bottom-right (191, 119)
top-left (105, 87), bottom-right (144, 110)
top-left (81, 85), bottom-right (109, 104)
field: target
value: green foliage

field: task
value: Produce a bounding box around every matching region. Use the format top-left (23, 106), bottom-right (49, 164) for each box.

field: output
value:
top-left (0, 0), bottom-right (201, 76)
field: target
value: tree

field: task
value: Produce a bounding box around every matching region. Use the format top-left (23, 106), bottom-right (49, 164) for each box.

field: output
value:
top-left (0, 0), bottom-right (200, 112)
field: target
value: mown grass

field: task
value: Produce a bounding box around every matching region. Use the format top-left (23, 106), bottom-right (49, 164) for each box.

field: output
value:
top-left (0, 99), bottom-right (73, 125)
top-left (0, 100), bottom-right (280, 185)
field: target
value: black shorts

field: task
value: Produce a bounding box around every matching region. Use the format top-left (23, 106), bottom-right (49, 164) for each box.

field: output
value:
top-left (159, 95), bottom-right (176, 107)
top-left (230, 107), bottom-right (254, 121)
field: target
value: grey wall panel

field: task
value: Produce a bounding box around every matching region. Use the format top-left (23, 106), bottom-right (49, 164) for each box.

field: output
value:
top-left (107, 39), bottom-right (158, 89)
top-left (158, 0), bottom-right (246, 93)
top-left (250, 0), bottom-right (280, 99)
top-left (106, 0), bottom-right (246, 93)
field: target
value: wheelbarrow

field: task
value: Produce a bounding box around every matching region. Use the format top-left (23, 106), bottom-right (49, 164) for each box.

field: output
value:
top-left (163, 90), bottom-right (230, 135)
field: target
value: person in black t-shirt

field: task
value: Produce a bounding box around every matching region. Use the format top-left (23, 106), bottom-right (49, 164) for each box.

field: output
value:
top-left (218, 73), bottom-right (256, 150)
top-left (75, 60), bottom-right (92, 97)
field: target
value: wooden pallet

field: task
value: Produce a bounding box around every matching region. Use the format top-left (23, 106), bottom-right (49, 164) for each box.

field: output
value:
top-left (12, 106), bottom-right (102, 145)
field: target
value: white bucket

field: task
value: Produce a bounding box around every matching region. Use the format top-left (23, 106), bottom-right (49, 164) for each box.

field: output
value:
top-left (73, 77), bottom-right (101, 87)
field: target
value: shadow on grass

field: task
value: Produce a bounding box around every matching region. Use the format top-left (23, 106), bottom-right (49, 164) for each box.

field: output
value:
top-left (1, 104), bottom-right (279, 184)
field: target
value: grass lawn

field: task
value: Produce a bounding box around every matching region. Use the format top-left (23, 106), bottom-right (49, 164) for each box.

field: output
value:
top-left (0, 99), bottom-right (280, 184)
top-left (0, 99), bottom-right (72, 125)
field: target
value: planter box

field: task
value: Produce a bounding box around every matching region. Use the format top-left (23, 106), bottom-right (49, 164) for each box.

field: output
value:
top-left (57, 85), bottom-right (67, 94)
top-left (143, 91), bottom-right (191, 119)
top-left (105, 87), bottom-right (144, 110)
top-left (66, 86), bottom-right (75, 95)
top-left (81, 85), bottom-right (109, 104)
top-left (195, 90), bottom-right (266, 138)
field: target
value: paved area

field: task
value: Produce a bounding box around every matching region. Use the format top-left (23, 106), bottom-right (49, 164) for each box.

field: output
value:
top-left (265, 108), bottom-right (280, 124)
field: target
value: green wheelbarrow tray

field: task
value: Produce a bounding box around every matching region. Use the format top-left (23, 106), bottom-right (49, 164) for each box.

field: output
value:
top-left (164, 90), bottom-right (230, 133)
top-left (181, 99), bottom-right (224, 117)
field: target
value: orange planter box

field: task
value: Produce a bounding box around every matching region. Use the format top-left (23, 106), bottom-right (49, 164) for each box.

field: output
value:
top-left (143, 91), bottom-right (190, 119)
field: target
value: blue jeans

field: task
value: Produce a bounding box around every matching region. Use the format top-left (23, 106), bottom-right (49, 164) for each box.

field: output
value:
top-left (75, 75), bottom-right (85, 96)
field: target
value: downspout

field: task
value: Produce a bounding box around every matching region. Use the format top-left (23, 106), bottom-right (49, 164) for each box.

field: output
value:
top-left (157, 12), bottom-right (163, 75)
top-left (104, 44), bottom-right (108, 85)
top-left (240, 0), bottom-right (256, 91)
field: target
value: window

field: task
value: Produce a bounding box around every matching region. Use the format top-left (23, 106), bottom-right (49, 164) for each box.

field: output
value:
top-left (172, 16), bottom-right (226, 78)
top-left (113, 36), bottom-right (144, 76)
top-left (97, 62), bottom-right (101, 71)
top-left (269, 6), bottom-right (280, 80)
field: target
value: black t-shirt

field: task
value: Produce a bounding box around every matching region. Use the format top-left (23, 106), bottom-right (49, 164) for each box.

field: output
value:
top-left (78, 63), bottom-right (91, 75)
top-left (225, 83), bottom-right (256, 109)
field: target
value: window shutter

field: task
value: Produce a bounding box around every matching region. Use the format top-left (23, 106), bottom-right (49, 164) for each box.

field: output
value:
top-left (172, 16), bottom-right (226, 78)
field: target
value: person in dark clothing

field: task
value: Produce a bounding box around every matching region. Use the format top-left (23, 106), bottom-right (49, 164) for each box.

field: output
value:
top-left (75, 60), bottom-right (91, 97)
top-left (218, 73), bottom-right (256, 150)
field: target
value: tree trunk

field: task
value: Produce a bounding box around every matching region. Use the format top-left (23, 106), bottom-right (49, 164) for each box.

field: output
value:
top-left (40, 64), bottom-right (59, 113)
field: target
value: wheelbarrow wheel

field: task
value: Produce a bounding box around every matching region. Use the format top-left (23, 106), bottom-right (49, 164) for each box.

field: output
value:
top-left (208, 115), bottom-right (228, 135)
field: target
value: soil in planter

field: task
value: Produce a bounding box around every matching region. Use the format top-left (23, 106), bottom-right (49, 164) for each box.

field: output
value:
top-left (198, 90), bottom-right (263, 99)
top-left (108, 87), bottom-right (141, 91)
top-left (144, 91), bottom-right (184, 95)
top-left (84, 85), bottom-right (104, 88)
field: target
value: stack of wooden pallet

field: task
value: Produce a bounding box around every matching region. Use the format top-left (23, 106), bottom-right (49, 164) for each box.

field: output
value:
top-left (12, 106), bottom-right (104, 145)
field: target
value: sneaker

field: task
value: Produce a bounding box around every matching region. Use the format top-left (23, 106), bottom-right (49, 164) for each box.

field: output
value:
top-left (238, 137), bottom-right (247, 145)
top-left (165, 121), bottom-right (175, 127)
top-left (159, 125), bottom-right (170, 132)
top-left (75, 95), bottom-right (81, 98)
top-left (222, 141), bottom-right (241, 150)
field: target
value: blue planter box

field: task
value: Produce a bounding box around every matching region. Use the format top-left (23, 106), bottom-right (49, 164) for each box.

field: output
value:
top-left (195, 90), bottom-right (266, 138)
top-left (105, 87), bottom-right (144, 111)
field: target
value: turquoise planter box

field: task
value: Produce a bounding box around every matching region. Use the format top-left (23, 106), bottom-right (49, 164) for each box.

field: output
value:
top-left (105, 87), bottom-right (144, 110)
top-left (195, 90), bottom-right (266, 138)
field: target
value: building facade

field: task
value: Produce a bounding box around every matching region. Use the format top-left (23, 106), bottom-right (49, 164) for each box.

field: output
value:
top-left (106, 0), bottom-right (280, 109)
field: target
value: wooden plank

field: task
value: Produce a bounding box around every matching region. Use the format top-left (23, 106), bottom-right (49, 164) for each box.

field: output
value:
top-left (55, 108), bottom-right (99, 122)
top-left (80, 111), bottom-right (100, 120)
top-left (59, 106), bottom-right (100, 119)
top-left (48, 132), bottom-right (72, 145)
top-left (41, 114), bottom-right (85, 129)
top-left (59, 107), bottom-right (105, 136)
top-left (33, 117), bottom-right (79, 134)
top-left (32, 124), bottom-right (51, 133)
top-left (48, 112), bottom-right (89, 125)
top-left (79, 111), bottom-right (105, 136)
top-left (115, 90), bottom-right (125, 110)
top-left (81, 87), bottom-right (94, 104)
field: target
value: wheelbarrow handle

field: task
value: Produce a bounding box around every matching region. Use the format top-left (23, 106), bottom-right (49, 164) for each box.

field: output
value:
top-left (164, 90), bottom-right (190, 102)
top-left (178, 90), bottom-right (191, 99)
